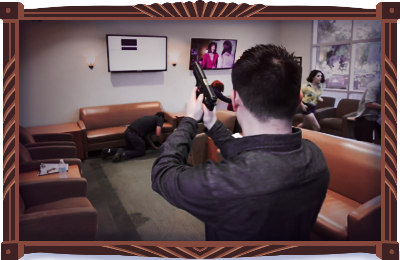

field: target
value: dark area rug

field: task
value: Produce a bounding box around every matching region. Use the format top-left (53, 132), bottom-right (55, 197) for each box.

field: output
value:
top-left (82, 149), bottom-right (205, 241)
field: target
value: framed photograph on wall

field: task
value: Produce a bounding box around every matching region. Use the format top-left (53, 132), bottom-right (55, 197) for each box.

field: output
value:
top-left (294, 56), bottom-right (302, 67)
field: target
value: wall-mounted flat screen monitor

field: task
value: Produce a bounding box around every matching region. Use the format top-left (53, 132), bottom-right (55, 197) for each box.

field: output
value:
top-left (106, 35), bottom-right (167, 72)
top-left (189, 38), bottom-right (238, 70)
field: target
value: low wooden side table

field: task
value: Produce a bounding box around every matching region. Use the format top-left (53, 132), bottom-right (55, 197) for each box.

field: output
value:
top-left (26, 122), bottom-right (85, 160)
top-left (20, 165), bottom-right (81, 184)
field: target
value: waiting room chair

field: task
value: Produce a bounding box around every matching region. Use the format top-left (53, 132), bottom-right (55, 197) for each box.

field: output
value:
top-left (292, 96), bottom-right (336, 127)
top-left (316, 99), bottom-right (360, 138)
top-left (20, 125), bottom-right (76, 148)
top-left (19, 178), bottom-right (97, 241)
top-left (19, 142), bottom-right (82, 174)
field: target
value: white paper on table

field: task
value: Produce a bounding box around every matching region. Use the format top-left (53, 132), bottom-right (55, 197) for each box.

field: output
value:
top-left (38, 163), bottom-right (69, 176)
top-left (232, 133), bottom-right (243, 138)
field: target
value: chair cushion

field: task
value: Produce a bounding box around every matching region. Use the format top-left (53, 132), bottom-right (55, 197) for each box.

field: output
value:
top-left (19, 142), bottom-right (32, 163)
top-left (25, 197), bottom-right (92, 214)
top-left (86, 126), bottom-right (126, 144)
top-left (319, 118), bottom-right (343, 131)
top-left (313, 189), bottom-right (361, 241)
top-left (19, 125), bottom-right (35, 145)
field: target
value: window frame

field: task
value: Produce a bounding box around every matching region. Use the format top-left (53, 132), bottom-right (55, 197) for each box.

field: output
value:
top-left (311, 20), bottom-right (381, 98)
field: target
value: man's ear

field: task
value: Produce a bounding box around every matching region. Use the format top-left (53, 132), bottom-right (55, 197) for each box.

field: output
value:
top-left (231, 89), bottom-right (240, 112)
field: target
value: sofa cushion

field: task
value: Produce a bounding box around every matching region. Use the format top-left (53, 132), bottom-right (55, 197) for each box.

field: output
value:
top-left (319, 118), bottom-right (342, 131)
top-left (313, 189), bottom-right (361, 241)
top-left (87, 126), bottom-right (126, 144)
top-left (25, 197), bottom-right (93, 214)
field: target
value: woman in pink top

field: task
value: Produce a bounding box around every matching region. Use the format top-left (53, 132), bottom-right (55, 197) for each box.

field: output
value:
top-left (202, 42), bottom-right (219, 69)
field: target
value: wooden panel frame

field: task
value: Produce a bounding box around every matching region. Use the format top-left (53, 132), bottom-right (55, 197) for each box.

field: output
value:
top-left (1, 1), bottom-right (398, 260)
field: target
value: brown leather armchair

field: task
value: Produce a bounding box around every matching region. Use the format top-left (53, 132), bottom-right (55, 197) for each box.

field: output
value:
top-left (197, 110), bottom-right (238, 133)
top-left (19, 143), bottom-right (82, 174)
top-left (19, 178), bottom-right (97, 241)
top-left (292, 96), bottom-right (336, 127)
top-left (20, 125), bottom-right (76, 148)
top-left (187, 110), bottom-right (236, 166)
top-left (316, 99), bottom-right (360, 137)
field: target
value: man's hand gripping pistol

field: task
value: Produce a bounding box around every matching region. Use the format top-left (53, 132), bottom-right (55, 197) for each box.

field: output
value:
top-left (192, 62), bottom-right (218, 111)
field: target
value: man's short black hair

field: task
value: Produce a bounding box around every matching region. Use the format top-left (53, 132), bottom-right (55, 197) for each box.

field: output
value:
top-left (155, 112), bottom-right (165, 119)
top-left (232, 44), bottom-right (302, 122)
top-left (306, 70), bottom-right (326, 83)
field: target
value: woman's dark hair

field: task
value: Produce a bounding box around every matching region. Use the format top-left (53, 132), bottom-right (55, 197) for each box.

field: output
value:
top-left (207, 42), bottom-right (217, 54)
top-left (306, 70), bottom-right (325, 83)
top-left (221, 40), bottom-right (232, 56)
top-left (232, 44), bottom-right (302, 121)
top-left (155, 112), bottom-right (165, 119)
top-left (211, 80), bottom-right (224, 92)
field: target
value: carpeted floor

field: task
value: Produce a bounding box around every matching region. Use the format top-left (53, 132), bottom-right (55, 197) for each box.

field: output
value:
top-left (82, 149), bottom-right (205, 241)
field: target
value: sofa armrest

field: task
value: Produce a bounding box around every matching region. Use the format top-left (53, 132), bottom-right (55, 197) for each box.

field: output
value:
top-left (20, 206), bottom-right (97, 241)
top-left (25, 141), bottom-right (76, 148)
top-left (348, 195), bottom-right (381, 241)
top-left (77, 120), bottom-right (88, 156)
top-left (163, 111), bottom-right (177, 129)
top-left (27, 146), bottom-right (77, 160)
top-left (20, 178), bottom-right (88, 208)
top-left (342, 112), bottom-right (359, 138)
top-left (315, 107), bottom-right (336, 121)
top-left (33, 133), bottom-right (73, 142)
top-left (19, 158), bottom-right (82, 174)
top-left (188, 133), bottom-right (208, 166)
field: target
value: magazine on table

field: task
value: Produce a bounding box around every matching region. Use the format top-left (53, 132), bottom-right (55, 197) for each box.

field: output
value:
top-left (39, 163), bottom-right (69, 176)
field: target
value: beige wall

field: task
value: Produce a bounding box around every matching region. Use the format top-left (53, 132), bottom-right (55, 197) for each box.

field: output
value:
top-left (19, 20), bottom-right (312, 127)
top-left (277, 20), bottom-right (313, 84)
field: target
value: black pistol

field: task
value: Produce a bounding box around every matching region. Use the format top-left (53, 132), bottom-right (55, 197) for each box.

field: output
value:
top-left (192, 62), bottom-right (218, 111)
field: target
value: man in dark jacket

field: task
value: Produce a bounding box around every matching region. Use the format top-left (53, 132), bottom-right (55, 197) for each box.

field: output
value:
top-left (152, 44), bottom-right (330, 241)
top-left (102, 112), bottom-right (164, 163)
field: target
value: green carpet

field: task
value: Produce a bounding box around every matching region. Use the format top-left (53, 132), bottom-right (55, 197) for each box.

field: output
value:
top-left (82, 150), bottom-right (205, 241)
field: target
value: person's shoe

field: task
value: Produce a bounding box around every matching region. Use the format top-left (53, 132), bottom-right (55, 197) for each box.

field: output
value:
top-left (101, 148), bottom-right (110, 160)
top-left (112, 148), bottom-right (124, 163)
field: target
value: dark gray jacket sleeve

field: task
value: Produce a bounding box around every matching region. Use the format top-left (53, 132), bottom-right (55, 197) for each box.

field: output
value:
top-left (151, 117), bottom-right (220, 224)
top-left (206, 120), bottom-right (236, 160)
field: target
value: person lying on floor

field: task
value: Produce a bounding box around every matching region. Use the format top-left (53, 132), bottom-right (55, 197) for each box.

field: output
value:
top-left (102, 112), bottom-right (165, 163)
top-left (151, 44), bottom-right (330, 241)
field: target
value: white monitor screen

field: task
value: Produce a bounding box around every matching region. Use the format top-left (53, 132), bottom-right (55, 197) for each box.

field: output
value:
top-left (106, 35), bottom-right (167, 72)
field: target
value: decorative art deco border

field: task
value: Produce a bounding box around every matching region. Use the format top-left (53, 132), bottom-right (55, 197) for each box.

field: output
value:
top-left (1, 1), bottom-right (398, 260)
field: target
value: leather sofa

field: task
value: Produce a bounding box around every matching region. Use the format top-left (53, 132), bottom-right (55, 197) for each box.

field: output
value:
top-left (193, 128), bottom-right (381, 241)
top-left (292, 97), bottom-right (336, 127)
top-left (78, 101), bottom-right (177, 157)
top-left (316, 99), bottom-right (360, 138)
